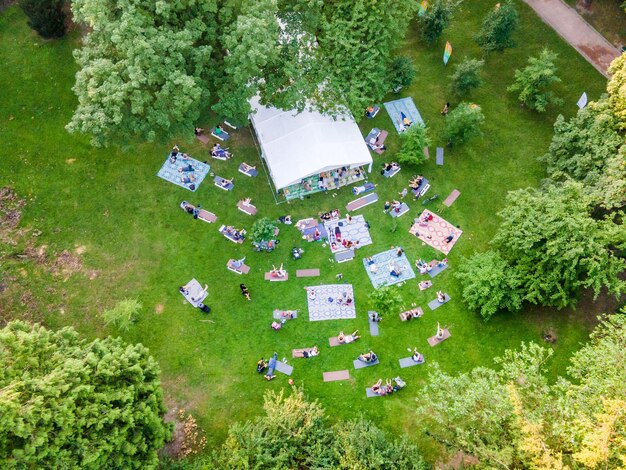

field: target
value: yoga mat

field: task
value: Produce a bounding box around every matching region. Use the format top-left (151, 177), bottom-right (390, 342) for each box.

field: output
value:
top-left (353, 358), bottom-right (379, 369)
top-left (323, 370), bottom-right (350, 382)
top-left (428, 329), bottom-right (451, 346)
top-left (428, 295), bottom-right (450, 310)
top-left (366, 388), bottom-right (382, 398)
top-left (273, 310), bottom-right (298, 320)
top-left (436, 147), bottom-right (444, 166)
top-left (389, 203), bottom-right (409, 218)
top-left (275, 361), bottom-right (293, 376)
top-left (265, 272), bottom-right (289, 281)
top-left (428, 263), bottom-right (448, 278)
top-left (296, 269), bottom-right (320, 278)
top-left (399, 357), bottom-right (425, 368)
top-left (346, 193), bottom-right (378, 212)
top-left (369, 316), bottom-right (380, 337)
top-left (328, 337), bottom-right (341, 347)
top-left (443, 189), bottom-right (461, 207)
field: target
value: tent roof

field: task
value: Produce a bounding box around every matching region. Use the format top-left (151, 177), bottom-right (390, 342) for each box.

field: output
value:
top-left (249, 96), bottom-right (372, 190)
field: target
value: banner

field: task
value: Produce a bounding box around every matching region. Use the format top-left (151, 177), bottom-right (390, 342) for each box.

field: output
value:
top-left (577, 92), bottom-right (588, 109)
top-left (443, 41), bottom-right (452, 65)
top-left (418, 0), bottom-right (429, 17)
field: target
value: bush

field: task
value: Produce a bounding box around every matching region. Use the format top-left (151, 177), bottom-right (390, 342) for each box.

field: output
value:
top-left (103, 298), bottom-right (142, 331)
top-left (396, 124), bottom-right (430, 167)
top-left (474, 1), bottom-right (518, 53)
top-left (19, 0), bottom-right (66, 39)
top-left (442, 102), bottom-right (485, 146)
top-left (250, 217), bottom-right (278, 243)
top-left (508, 49), bottom-right (563, 112)
top-left (389, 56), bottom-right (416, 92)
top-left (369, 285), bottom-right (403, 315)
top-left (417, 0), bottom-right (462, 43)
top-left (450, 58), bottom-right (484, 97)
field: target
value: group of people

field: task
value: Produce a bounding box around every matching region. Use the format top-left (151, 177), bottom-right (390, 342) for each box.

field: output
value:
top-left (383, 200), bottom-right (404, 214)
top-left (270, 264), bottom-right (287, 278)
top-left (257, 352), bottom-right (277, 380)
top-left (211, 143), bottom-right (231, 160)
top-left (371, 377), bottom-right (406, 396)
top-left (400, 308), bottom-right (423, 321)
top-left (319, 209), bottom-right (341, 221)
top-left (223, 226), bottom-right (245, 241)
top-left (218, 177), bottom-right (234, 188)
top-left (358, 350), bottom-right (378, 363)
top-left (381, 162), bottom-right (400, 175)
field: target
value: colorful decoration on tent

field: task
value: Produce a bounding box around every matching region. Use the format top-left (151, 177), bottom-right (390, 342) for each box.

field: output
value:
top-left (418, 0), bottom-right (429, 16)
top-left (577, 92), bottom-right (588, 109)
top-left (443, 41), bottom-right (452, 65)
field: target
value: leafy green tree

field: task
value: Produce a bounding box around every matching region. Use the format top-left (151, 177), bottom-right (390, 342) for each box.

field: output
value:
top-left (607, 52), bottom-right (626, 130)
top-left (442, 102), bottom-right (485, 146)
top-left (474, 1), bottom-right (519, 53)
top-left (540, 98), bottom-right (621, 185)
top-left (492, 181), bottom-right (626, 309)
top-left (250, 217), bottom-right (278, 243)
top-left (331, 417), bottom-right (426, 469)
top-left (416, 0), bottom-right (463, 43)
top-left (0, 321), bottom-right (171, 468)
top-left (455, 250), bottom-right (524, 320)
top-left (369, 284), bottom-right (403, 315)
top-left (396, 124), bottom-right (430, 167)
top-left (508, 49), bottom-right (563, 112)
top-left (389, 56), bottom-right (416, 92)
top-left (103, 298), bottom-right (142, 331)
top-left (19, 0), bottom-right (66, 39)
top-left (449, 57), bottom-right (484, 96)
top-left (67, 0), bottom-right (217, 146)
top-left (591, 145), bottom-right (626, 210)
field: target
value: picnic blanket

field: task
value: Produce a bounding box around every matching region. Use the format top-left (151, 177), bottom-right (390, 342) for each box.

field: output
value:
top-left (211, 127), bottom-right (230, 141)
top-left (306, 284), bottom-right (356, 321)
top-left (324, 215), bottom-right (372, 253)
top-left (237, 201), bottom-right (257, 215)
top-left (384, 97), bottom-right (425, 133)
top-left (157, 155), bottom-right (210, 192)
top-left (411, 178), bottom-right (430, 197)
top-left (383, 166), bottom-right (401, 178)
top-left (428, 294), bottom-right (451, 310)
top-left (409, 210), bottom-right (462, 255)
top-left (366, 388), bottom-right (382, 398)
top-left (179, 278), bottom-right (207, 308)
top-left (363, 249), bottom-right (415, 288)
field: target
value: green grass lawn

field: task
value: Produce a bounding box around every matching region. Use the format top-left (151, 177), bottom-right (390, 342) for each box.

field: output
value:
top-left (0, 2), bottom-right (611, 462)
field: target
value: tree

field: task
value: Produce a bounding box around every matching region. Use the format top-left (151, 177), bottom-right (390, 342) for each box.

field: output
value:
top-left (214, 388), bottom-right (427, 468)
top-left (449, 57), bottom-right (484, 97)
top-left (508, 49), bottom-right (563, 112)
top-left (540, 97), bottom-right (622, 185)
top-left (474, 1), bottom-right (519, 53)
top-left (0, 321), bottom-right (171, 468)
top-left (492, 181), bottom-right (626, 309)
top-left (591, 145), bottom-right (626, 210)
top-left (396, 124), bottom-right (430, 167)
top-left (389, 56), bottom-right (416, 93)
top-left (607, 52), bottom-right (626, 130)
top-left (416, 0), bottom-right (462, 43)
top-left (369, 285), bottom-right (403, 315)
top-left (442, 102), bottom-right (484, 146)
top-left (249, 217), bottom-right (278, 243)
top-left (67, 0), bottom-right (217, 146)
top-left (19, 0), bottom-right (66, 39)
top-left (103, 298), bottom-right (142, 331)
top-left (455, 250), bottom-right (523, 320)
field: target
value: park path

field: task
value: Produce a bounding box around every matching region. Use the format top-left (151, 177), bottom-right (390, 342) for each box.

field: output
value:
top-left (522, 0), bottom-right (621, 77)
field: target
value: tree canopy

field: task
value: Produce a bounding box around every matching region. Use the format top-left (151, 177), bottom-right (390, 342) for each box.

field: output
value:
top-left (0, 321), bottom-right (171, 468)
top-left (474, 0), bottom-right (519, 53)
top-left (508, 49), bottom-right (563, 112)
top-left (396, 123), bottom-right (430, 168)
top-left (607, 52), bottom-right (626, 130)
top-left (442, 102), bottom-right (485, 146)
top-left (417, 314), bottom-right (626, 468)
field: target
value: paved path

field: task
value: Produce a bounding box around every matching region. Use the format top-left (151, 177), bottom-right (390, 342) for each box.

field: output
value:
top-left (523, 0), bottom-right (621, 77)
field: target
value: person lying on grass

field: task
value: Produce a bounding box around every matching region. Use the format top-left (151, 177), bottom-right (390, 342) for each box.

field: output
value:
top-left (358, 350), bottom-right (378, 363)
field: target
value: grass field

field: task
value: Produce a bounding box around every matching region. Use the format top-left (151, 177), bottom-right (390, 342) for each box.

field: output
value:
top-left (0, 2), bottom-right (611, 462)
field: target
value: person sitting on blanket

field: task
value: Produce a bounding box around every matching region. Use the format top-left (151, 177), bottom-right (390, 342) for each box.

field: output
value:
top-left (445, 232), bottom-right (455, 243)
top-left (278, 215), bottom-right (292, 224)
top-left (313, 228), bottom-right (321, 241)
top-left (302, 346), bottom-right (319, 358)
top-left (338, 330), bottom-right (360, 344)
top-left (211, 143), bottom-right (231, 159)
top-left (437, 291), bottom-right (446, 303)
top-left (371, 378), bottom-right (383, 394)
top-left (390, 263), bottom-right (401, 278)
top-left (169, 153), bottom-right (177, 164)
top-left (438, 258), bottom-right (448, 267)
top-left (257, 358), bottom-right (268, 373)
top-left (265, 353), bottom-right (277, 380)
top-left (220, 177), bottom-right (233, 188)
top-left (365, 257), bottom-right (375, 266)
top-left (391, 200), bottom-right (402, 213)
top-left (214, 124), bottom-right (224, 135)
top-left (358, 350), bottom-right (378, 363)
top-left (370, 311), bottom-right (382, 323)
top-left (422, 212), bottom-right (434, 223)
top-left (194, 127), bottom-right (203, 135)
top-left (280, 311), bottom-right (295, 319)
top-left (365, 106), bottom-right (375, 118)
top-left (401, 112), bottom-right (412, 128)
top-left (271, 321), bottom-right (282, 331)
top-left (170, 144), bottom-right (179, 157)
top-left (394, 376), bottom-right (407, 390)
top-left (232, 257), bottom-right (246, 269)
top-left (271, 264), bottom-right (287, 278)
top-left (240, 284), bottom-right (251, 301)
top-left (419, 280), bottom-right (432, 290)
top-left (409, 175), bottom-right (424, 189)
top-left (412, 348), bottom-right (424, 363)
top-left (181, 174), bottom-right (196, 184)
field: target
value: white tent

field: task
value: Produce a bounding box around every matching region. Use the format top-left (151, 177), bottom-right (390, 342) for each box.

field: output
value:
top-left (249, 96), bottom-right (373, 191)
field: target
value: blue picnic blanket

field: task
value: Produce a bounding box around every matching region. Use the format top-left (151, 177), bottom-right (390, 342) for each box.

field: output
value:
top-left (363, 249), bottom-right (416, 288)
top-left (384, 97), bottom-right (425, 133)
top-left (157, 154), bottom-right (210, 192)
